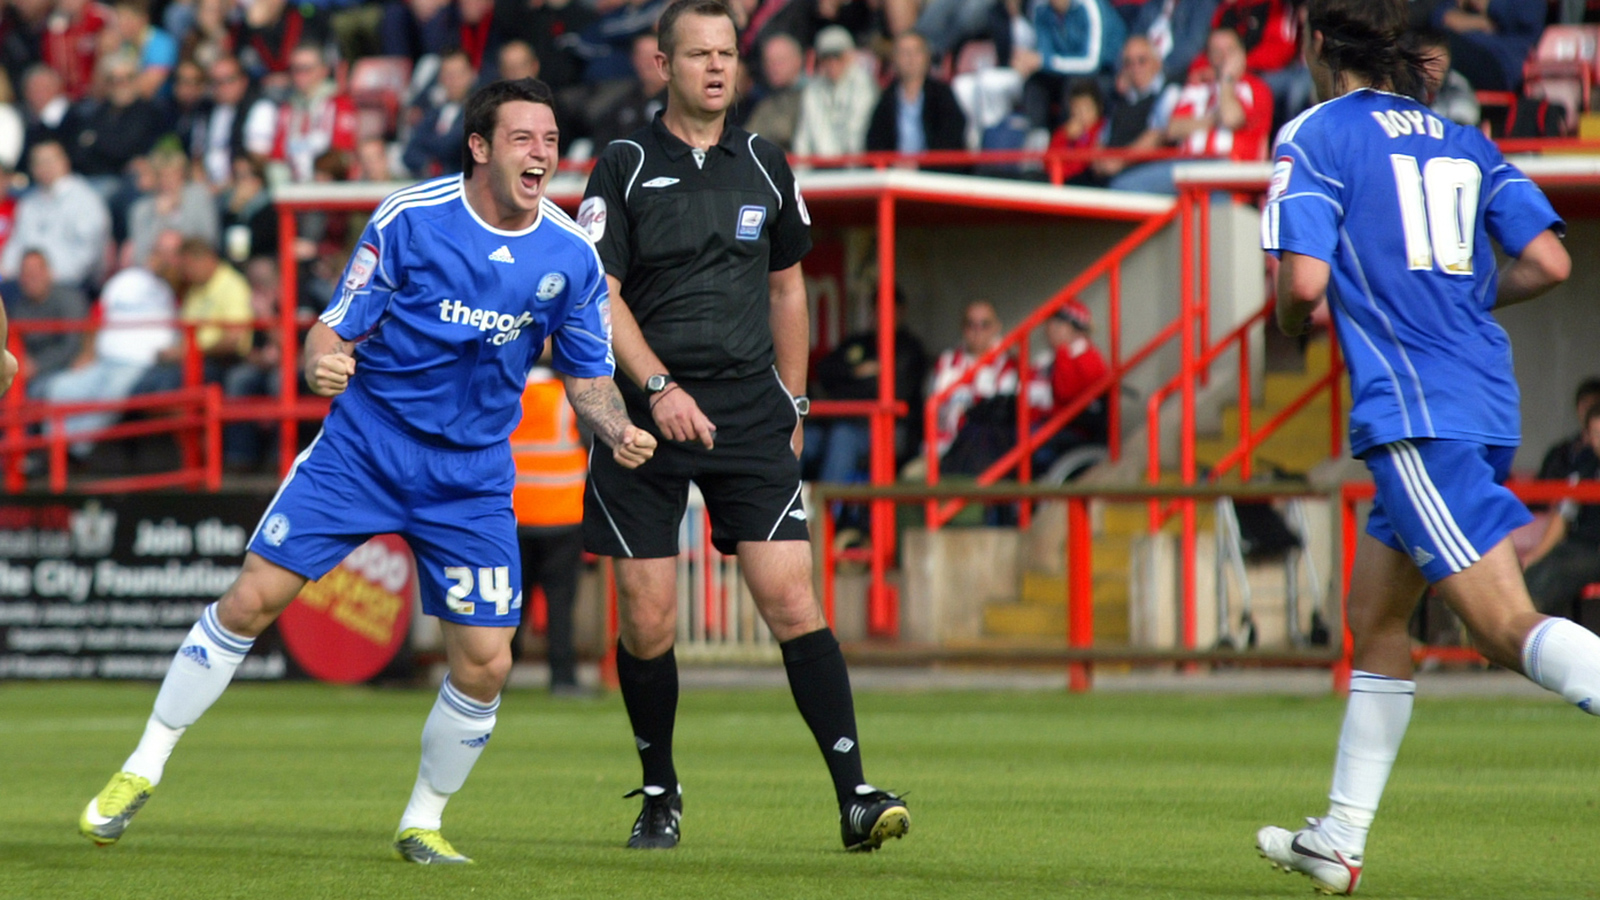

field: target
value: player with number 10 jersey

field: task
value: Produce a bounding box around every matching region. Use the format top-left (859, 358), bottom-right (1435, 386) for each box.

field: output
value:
top-left (1264, 88), bottom-right (1561, 460)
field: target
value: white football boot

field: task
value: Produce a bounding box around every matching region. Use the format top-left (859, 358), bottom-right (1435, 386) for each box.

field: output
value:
top-left (1256, 818), bottom-right (1363, 895)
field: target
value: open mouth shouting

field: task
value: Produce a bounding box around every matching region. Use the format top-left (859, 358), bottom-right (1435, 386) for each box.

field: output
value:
top-left (521, 165), bottom-right (547, 194)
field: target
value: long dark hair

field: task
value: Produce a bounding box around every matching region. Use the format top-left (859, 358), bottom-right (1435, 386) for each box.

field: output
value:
top-left (461, 78), bottom-right (557, 176)
top-left (1305, 0), bottom-right (1430, 99)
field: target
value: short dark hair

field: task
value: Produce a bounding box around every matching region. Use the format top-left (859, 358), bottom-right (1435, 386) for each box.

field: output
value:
top-left (460, 78), bottom-right (557, 177)
top-left (1066, 78), bottom-right (1103, 116)
top-left (656, 0), bottom-right (736, 60)
top-left (1304, 0), bottom-right (1428, 98)
top-left (1574, 378), bottom-right (1600, 408)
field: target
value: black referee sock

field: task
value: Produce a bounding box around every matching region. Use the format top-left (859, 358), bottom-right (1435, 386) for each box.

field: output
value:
top-left (780, 628), bottom-right (866, 809)
top-left (616, 641), bottom-right (679, 792)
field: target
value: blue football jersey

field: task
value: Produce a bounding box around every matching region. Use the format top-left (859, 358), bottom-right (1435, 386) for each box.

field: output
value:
top-left (321, 177), bottom-right (614, 449)
top-left (1261, 88), bottom-right (1562, 457)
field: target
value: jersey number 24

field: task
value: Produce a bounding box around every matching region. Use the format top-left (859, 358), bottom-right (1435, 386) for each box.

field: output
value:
top-left (1391, 154), bottom-right (1481, 275)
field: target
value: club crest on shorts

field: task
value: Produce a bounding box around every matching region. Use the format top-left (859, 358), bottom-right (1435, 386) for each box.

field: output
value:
top-left (345, 243), bottom-right (378, 291)
top-left (737, 205), bottom-right (766, 240)
top-left (537, 272), bottom-right (567, 301)
top-left (262, 514), bottom-right (290, 547)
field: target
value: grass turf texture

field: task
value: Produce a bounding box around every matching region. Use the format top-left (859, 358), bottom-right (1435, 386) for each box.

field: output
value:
top-left (2, 682), bottom-right (1597, 900)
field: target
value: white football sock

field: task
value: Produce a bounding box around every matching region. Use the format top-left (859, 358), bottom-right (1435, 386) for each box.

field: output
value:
top-left (1321, 670), bottom-right (1415, 856)
top-left (124, 603), bottom-right (254, 784)
top-left (398, 677), bottom-right (499, 833)
top-left (1522, 617), bottom-right (1600, 715)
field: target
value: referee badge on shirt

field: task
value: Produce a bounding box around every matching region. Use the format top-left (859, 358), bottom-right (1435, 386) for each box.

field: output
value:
top-left (737, 205), bottom-right (766, 240)
top-left (537, 272), bottom-right (567, 301)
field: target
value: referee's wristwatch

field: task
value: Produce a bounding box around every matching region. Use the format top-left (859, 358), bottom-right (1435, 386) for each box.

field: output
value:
top-left (645, 373), bottom-right (675, 395)
top-left (791, 395), bottom-right (810, 417)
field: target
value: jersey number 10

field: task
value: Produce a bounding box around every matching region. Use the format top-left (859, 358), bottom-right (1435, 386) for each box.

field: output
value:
top-left (1391, 154), bottom-right (1481, 275)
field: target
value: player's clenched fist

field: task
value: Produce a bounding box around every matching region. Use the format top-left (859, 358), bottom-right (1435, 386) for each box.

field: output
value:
top-left (613, 425), bottom-right (657, 469)
top-left (310, 350), bottom-right (356, 397)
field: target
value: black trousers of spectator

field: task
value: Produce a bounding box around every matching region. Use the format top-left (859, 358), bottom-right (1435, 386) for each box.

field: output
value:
top-left (1524, 539), bottom-right (1600, 616)
top-left (517, 524), bottom-right (584, 687)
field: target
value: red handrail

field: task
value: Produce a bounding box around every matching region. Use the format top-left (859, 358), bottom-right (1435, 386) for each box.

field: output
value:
top-left (921, 205), bottom-right (1180, 528)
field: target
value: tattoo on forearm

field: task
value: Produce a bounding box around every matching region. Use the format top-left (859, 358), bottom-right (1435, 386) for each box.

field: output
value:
top-left (568, 377), bottom-right (632, 447)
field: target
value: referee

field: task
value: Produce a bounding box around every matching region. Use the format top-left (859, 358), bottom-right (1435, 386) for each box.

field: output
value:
top-left (578, 0), bottom-right (910, 852)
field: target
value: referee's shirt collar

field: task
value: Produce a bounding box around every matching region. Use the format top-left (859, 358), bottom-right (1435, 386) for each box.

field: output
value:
top-left (650, 111), bottom-right (746, 162)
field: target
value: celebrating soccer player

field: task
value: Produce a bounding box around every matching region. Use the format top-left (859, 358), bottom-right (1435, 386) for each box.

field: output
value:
top-left (577, 0), bottom-right (909, 852)
top-left (77, 78), bottom-right (655, 864)
top-left (1255, 1), bottom-right (1592, 894)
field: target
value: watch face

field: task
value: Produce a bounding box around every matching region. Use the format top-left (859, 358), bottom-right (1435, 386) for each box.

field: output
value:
top-left (646, 374), bottom-right (667, 392)
top-left (794, 397), bottom-right (810, 416)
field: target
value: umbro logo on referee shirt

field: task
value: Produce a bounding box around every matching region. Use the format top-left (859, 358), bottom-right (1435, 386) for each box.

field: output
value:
top-left (641, 177), bottom-right (679, 188)
top-left (489, 245), bottom-right (515, 264)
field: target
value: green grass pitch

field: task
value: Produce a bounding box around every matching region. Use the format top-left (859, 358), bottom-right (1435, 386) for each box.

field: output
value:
top-left (2, 681), bottom-right (1597, 900)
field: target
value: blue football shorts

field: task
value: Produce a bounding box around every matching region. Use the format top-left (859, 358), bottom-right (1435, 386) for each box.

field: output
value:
top-left (1363, 438), bottom-right (1530, 584)
top-left (247, 398), bottom-right (522, 627)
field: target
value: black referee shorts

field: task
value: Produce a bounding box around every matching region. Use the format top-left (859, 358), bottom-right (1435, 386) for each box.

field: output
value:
top-left (584, 368), bottom-right (808, 558)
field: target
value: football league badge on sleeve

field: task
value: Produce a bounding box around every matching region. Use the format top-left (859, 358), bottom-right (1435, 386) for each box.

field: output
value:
top-left (345, 243), bottom-right (378, 291)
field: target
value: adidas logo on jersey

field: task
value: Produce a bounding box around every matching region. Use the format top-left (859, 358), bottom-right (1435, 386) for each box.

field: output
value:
top-left (438, 299), bottom-right (535, 346)
top-left (489, 245), bottom-right (515, 264)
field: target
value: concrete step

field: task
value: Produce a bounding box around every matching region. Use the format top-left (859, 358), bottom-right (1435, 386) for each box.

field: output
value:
top-left (1020, 570), bottom-right (1128, 607)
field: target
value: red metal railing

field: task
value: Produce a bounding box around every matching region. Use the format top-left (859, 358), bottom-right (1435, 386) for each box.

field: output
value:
top-left (2, 315), bottom-right (331, 492)
top-left (920, 205), bottom-right (1181, 530)
top-left (0, 384), bottom-right (222, 493)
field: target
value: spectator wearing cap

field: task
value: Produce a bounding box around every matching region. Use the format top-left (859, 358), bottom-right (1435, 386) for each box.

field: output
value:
top-left (1029, 298), bottom-right (1108, 467)
top-left (792, 25), bottom-right (877, 159)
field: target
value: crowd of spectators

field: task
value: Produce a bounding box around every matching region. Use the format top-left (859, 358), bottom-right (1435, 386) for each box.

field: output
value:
top-left (0, 0), bottom-right (1584, 476)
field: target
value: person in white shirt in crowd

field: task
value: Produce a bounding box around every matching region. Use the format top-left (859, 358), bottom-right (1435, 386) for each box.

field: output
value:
top-left (0, 140), bottom-right (111, 287)
top-left (33, 229), bottom-right (181, 458)
top-left (792, 25), bottom-right (877, 159)
top-left (196, 53), bottom-right (277, 188)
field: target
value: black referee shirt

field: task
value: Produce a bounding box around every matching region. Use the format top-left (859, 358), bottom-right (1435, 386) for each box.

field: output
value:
top-left (578, 113), bottom-right (813, 381)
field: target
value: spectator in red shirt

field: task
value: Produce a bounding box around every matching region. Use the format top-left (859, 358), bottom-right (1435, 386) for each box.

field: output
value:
top-left (273, 44), bottom-right (356, 183)
top-left (1048, 78), bottom-right (1106, 185)
top-left (43, 0), bottom-right (111, 100)
top-left (1029, 299), bottom-right (1108, 469)
top-left (1109, 26), bottom-right (1270, 193)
